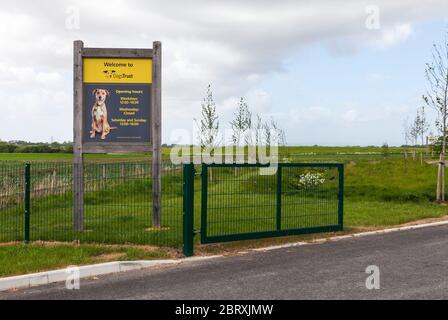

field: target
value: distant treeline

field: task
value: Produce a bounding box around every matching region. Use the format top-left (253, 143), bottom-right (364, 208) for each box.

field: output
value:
top-left (0, 141), bottom-right (73, 153)
top-left (0, 141), bottom-right (178, 153)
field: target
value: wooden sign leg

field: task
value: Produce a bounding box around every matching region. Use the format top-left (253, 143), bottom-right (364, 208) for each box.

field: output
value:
top-left (152, 41), bottom-right (162, 228)
top-left (73, 40), bottom-right (85, 232)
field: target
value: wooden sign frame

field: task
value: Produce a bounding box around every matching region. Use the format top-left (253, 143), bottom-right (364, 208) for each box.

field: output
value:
top-left (73, 40), bottom-right (162, 231)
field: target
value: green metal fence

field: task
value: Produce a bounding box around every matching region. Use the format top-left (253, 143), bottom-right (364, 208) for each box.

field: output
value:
top-left (0, 160), bottom-right (183, 247)
top-left (1, 160), bottom-right (343, 256)
top-left (191, 163), bottom-right (343, 246)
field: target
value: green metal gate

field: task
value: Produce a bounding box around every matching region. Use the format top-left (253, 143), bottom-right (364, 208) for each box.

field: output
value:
top-left (182, 163), bottom-right (344, 255)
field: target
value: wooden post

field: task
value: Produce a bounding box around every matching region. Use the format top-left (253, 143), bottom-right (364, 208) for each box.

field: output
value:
top-left (73, 40), bottom-right (84, 231)
top-left (152, 41), bottom-right (162, 228)
top-left (51, 170), bottom-right (56, 192)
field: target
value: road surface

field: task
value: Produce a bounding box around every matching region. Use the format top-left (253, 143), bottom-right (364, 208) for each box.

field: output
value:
top-left (2, 224), bottom-right (448, 299)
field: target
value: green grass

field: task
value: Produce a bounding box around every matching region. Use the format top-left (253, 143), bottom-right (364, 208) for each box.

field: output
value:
top-left (0, 243), bottom-right (173, 277)
top-left (1, 148), bottom-right (447, 252)
top-left (0, 145), bottom-right (427, 161)
top-left (0, 153), bottom-right (149, 161)
top-left (2, 148), bottom-right (448, 277)
top-left (345, 200), bottom-right (448, 226)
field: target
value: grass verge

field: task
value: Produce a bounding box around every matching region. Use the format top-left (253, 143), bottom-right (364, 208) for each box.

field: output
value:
top-left (0, 242), bottom-right (179, 278)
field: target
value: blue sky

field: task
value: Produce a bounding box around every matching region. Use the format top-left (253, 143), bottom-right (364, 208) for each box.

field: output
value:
top-left (258, 20), bottom-right (448, 146)
top-left (0, 1), bottom-right (448, 146)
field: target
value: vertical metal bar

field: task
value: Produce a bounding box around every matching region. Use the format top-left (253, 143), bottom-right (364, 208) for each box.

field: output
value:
top-left (183, 163), bottom-right (194, 256)
top-left (338, 164), bottom-right (344, 230)
top-left (201, 164), bottom-right (208, 244)
top-left (24, 163), bottom-right (31, 243)
top-left (276, 165), bottom-right (282, 231)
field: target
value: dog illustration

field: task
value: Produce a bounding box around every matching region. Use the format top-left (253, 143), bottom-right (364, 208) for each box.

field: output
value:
top-left (90, 89), bottom-right (111, 140)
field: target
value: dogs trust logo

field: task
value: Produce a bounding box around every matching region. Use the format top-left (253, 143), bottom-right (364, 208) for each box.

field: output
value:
top-left (103, 70), bottom-right (116, 79)
top-left (102, 69), bottom-right (134, 80)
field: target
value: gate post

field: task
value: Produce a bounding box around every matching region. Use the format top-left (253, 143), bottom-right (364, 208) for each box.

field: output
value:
top-left (183, 163), bottom-right (195, 256)
top-left (276, 165), bottom-right (282, 231)
top-left (338, 164), bottom-right (344, 230)
top-left (24, 163), bottom-right (31, 243)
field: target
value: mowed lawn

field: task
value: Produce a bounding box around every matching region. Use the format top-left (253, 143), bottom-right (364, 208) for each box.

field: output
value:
top-left (0, 243), bottom-right (175, 277)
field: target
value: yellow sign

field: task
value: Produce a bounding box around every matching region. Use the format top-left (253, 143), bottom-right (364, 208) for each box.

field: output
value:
top-left (83, 58), bottom-right (152, 84)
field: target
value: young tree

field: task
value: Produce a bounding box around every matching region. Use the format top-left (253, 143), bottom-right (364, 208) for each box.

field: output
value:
top-left (271, 120), bottom-right (287, 147)
top-left (414, 106), bottom-right (430, 164)
top-left (402, 118), bottom-right (411, 159)
top-left (381, 142), bottom-right (389, 158)
top-left (230, 98), bottom-right (251, 165)
top-left (423, 33), bottom-right (448, 201)
top-left (255, 114), bottom-right (263, 147)
top-left (230, 98), bottom-right (251, 147)
top-left (263, 121), bottom-right (272, 148)
top-left (418, 106), bottom-right (430, 147)
top-left (195, 84), bottom-right (220, 165)
top-left (244, 109), bottom-right (253, 147)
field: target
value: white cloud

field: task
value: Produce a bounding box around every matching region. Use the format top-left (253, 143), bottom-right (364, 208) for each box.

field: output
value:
top-left (0, 0), bottom-right (447, 142)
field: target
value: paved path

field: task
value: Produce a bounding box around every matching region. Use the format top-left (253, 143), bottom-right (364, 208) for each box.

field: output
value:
top-left (2, 224), bottom-right (448, 299)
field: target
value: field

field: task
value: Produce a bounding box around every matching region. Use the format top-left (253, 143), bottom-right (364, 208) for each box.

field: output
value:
top-left (0, 146), bottom-right (446, 247)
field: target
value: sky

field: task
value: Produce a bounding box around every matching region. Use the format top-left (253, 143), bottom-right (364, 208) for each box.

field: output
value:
top-left (0, 0), bottom-right (448, 146)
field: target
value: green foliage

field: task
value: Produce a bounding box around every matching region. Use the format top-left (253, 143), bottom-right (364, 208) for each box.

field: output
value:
top-left (430, 136), bottom-right (447, 154)
top-left (381, 142), bottom-right (389, 157)
top-left (0, 141), bottom-right (72, 153)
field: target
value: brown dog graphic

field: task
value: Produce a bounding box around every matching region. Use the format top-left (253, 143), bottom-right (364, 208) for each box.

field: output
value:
top-left (90, 89), bottom-right (111, 140)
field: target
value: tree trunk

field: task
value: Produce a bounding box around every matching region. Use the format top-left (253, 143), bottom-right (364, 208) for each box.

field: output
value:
top-left (437, 160), bottom-right (445, 202)
top-left (441, 153), bottom-right (446, 202)
top-left (437, 133), bottom-right (446, 202)
top-left (441, 164), bottom-right (445, 202)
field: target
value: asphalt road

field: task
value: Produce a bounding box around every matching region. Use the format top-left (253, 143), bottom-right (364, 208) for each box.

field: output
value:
top-left (2, 224), bottom-right (448, 300)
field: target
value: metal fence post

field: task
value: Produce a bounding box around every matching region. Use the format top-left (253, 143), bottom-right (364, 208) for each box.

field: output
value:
top-left (338, 164), bottom-right (344, 230)
top-left (200, 164), bottom-right (208, 244)
top-left (276, 165), bottom-right (282, 231)
top-left (183, 163), bottom-right (195, 256)
top-left (24, 163), bottom-right (31, 243)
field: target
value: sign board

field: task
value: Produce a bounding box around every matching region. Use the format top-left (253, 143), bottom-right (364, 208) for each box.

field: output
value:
top-left (73, 41), bottom-right (162, 230)
top-left (83, 58), bottom-right (152, 144)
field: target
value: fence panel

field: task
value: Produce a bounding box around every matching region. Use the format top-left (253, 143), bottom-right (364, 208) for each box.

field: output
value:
top-left (0, 160), bottom-right (184, 248)
top-left (0, 162), bottom-right (25, 242)
top-left (29, 162), bottom-right (73, 242)
top-left (201, 163), bottom-right (343, 243)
